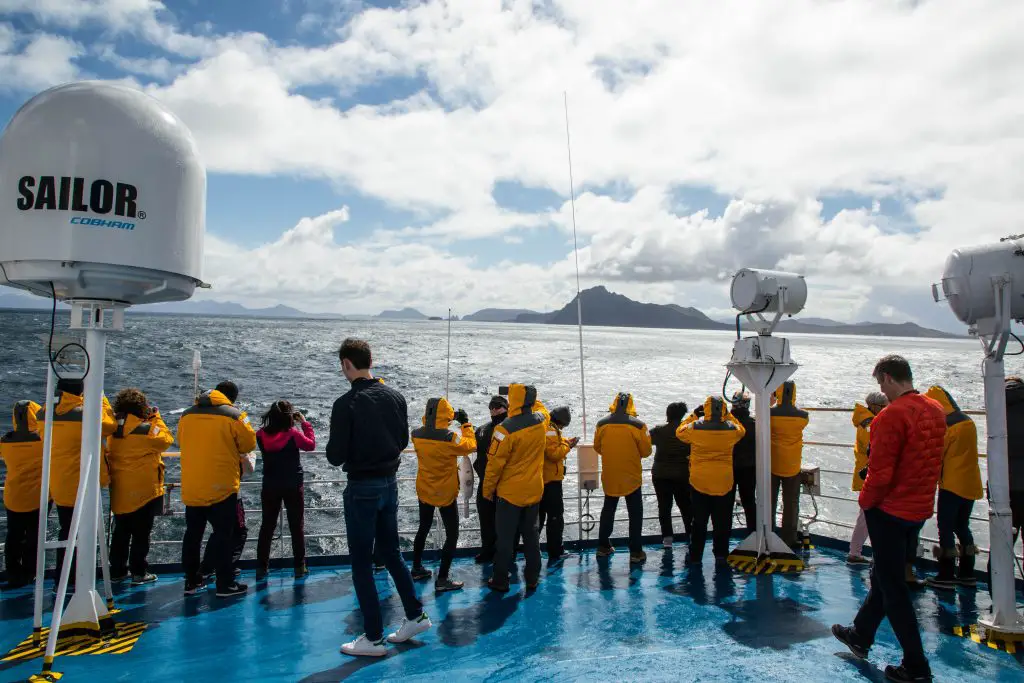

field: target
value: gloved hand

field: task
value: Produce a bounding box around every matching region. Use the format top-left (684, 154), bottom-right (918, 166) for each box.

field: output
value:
top-left (454, 409), bottom-right (469, 424)
top-left (694, 405), bottom-right (705, 418)
top-left (858, 468), bottom-right (868, 481)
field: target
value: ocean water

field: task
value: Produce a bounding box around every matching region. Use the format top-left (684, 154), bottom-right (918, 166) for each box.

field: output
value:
top-left (0, 310), bottom-right (1016, 565)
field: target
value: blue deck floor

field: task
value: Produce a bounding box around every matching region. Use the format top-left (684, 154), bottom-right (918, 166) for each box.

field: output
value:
top-left (0, 546), bottom-right (1020, 682)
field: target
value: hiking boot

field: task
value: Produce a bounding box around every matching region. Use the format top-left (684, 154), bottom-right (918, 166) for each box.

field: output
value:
top-left (255, 566), bottom-right (269, 581)
top-left (957, 545), bottom-right (978, 587)
top-left (925, 550), bottom-right (956, 591)
top-left (663, 536), bottom-right (673, 548)
top-left (340, 634), bottom-right (387, 657)
top-left (130, 573), bottom-right (157, 586)
top-left (525, 579), bottom-right (539, 591)
top-left (486, 578), bottom-right (510, 593)
top-left (184, 579), bottom-right (205, 596)
top-left (386, 612), bottom-right (432, 643)
top-left (884, 664), bottom-right (932, 682)
top-left (905, 564), bottom-right (923, 589)
top-left (410, 566), bottom-right (432, 581)
top-left (630, 550), bottom-right (647, 564)
top-left (434, 578), bottom-right (464, 593)
top-left (294, 565), bottom-right (309, 580)
top-left (846, 554), bottom-right (871, 566)
top-left (214, 582), bottom-right (248, 598)
top-left (832, 624), bottom-right (869, 659)
top-left (373, 563), bottom-right (386, 572)
top-left (596, 545), bottom-right (614, 558)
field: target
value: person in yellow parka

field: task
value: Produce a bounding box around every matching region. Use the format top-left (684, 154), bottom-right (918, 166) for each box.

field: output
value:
top-left (769, 381), bottom-right (809, 549)
top-left (106, 388), bottom-right (174, 585)
top-left (1, 400), bottom-right (44, 588)
top-left (539, 406), bottom-right (577, 562)
top-left (177, 381), bottom-right (257, 597)
top-left (923, 385), bottom-right (983, 590)
top-left (678, 397), bottom-right (746, 565)
top-left (409, 397), bottom-right (476, 592)
top-left (594, 393), bottom-right (652, 563)
top-left (37, 378), bottom-right (116, 591)
top-left (482, 384), bottom-right (547, 593)
top-left (848, 392), bottom-right (888, 565)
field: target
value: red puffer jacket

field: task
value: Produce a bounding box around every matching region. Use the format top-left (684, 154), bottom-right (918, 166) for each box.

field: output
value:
top-left (859, 391), bottom-right (945, 522)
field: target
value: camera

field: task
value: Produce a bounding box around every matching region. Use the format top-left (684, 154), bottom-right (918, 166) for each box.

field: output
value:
top-left (498, 385), bottom-right (509, 396)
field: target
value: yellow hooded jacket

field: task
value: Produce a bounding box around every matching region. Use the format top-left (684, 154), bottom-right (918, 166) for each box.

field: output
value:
top-left (770, 382), bottom-right (809, 478)
top-left (177, 390), bottom-right (258, 507)
top-left (925, 386), bottom-right (983, 501)
top-left (38, 392), bottom-right (116, 507)
top-left (677, 397), bottom-right (746, 496)
top-left (412, 397), bottom-right (477, 508)
top-left (106, 410), bottom-right (175, 514)
top-left (594, 393), bottom-right (652, 497)
top-left (851, 403), bottom-right (875, 492)
top-left (482, 384), bottom-right (548, 507)
top-left (544, 423), bottom-right (572, 484)
top-left (1, 401), bottom-right (44, 512)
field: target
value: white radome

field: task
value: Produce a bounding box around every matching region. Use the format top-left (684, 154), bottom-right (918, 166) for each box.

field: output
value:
top-left (0, 81), bottom-right (206, 305)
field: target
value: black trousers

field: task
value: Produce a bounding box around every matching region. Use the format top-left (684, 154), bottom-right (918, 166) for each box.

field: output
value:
top-left (110, 496), bottom-right (161, 577)
top-left (492, 498), bottom-right (540, 586)
top-left (184, 494), bottom-right (238, 590)
top-left (257, 485), bottom-right (306, 569)
top-left (538, 481), bottom-right (565, 556)
top-left (476, 490), bottom-right (496, 558)
top-left (652, 476), bottom-right (691, 537)
top-left (733, 466), bottom-right (757, 533)
top-left (5, 508), bottom-right (40, 584)
top-left (202, 495), bottom-right (247, 574)
top-left (853, 508), bottom-right (929, 675)
top-left (690, 489), bottom-right (735, 560)
top-left (771, 474), bottom-right (801, 548)
top-left (413, 500), bottom-right (459, 580)
top-left (598, 488), bottom-right (643, 554)
top-left (55, 505), bottom-right (76, 587)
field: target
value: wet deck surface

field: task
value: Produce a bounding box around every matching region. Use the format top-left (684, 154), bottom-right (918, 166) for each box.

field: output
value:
top-left (0, 546), bottom-right (1020, 682)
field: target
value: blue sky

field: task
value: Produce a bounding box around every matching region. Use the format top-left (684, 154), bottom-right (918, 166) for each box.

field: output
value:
top-left (0, 1), bottom-right (1021, 331)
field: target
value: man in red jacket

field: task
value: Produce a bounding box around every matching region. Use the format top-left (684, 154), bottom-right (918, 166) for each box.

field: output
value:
top-left (833, 355), bottom-right (944, 683)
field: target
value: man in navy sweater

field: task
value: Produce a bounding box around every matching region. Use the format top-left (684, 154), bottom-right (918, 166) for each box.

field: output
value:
top-left (327, 338), bottom-right (431, 657)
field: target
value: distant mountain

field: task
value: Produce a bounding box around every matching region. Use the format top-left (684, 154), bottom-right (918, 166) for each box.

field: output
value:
top-left (517, 286), bottom-right (730, 330)
top-left (377, 307), bottom-right (428, 320)
top-left (0, 293), bottom-right (347, 320)
top-left (794, 317), bottom-right (847, 328)
top-left (772, 319), bottom-right (957, 338)
top-left (464, 308), bottom-right (542, 323)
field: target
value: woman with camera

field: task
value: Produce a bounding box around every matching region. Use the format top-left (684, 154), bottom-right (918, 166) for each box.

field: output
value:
top-left (255, 400), bottom-right (315, 580)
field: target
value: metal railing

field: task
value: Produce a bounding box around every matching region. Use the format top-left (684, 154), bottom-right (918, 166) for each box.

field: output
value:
top-left (2, 406), bottom-right (1022, 574)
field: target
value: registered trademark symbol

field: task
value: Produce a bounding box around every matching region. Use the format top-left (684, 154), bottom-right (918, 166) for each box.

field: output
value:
top-left (137, 210), bottom-right (147, 219)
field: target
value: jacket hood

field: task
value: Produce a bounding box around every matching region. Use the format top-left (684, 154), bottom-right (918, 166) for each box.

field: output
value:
top-left (55, 391), bottom-right (84, 416)
top-left (773, 381), bottom-right (798, 408)
top-left (925, 386), bottom-right (959, 415)
top-left (422, 397), bottom-right (455, 429)
top-left (608, 393), bottom-right (637, 417)
top-left (702, 396), bottom-right (728, 424)
top-left (197, 390), bottom-right (233, 408)
top-left (259, 428), bottom-right (297, 451)
top-left (12, 400), bottom-right (41, 433)
top-left (114, 413), bottom-right (148, 437)
top-left (507, 384), bottom-right (539, 417)
top-left (1006, 378), bottom-right (1024, 405)
top-left (852, 403), bottom-right (875, 426)
top-left (550, 406), bottom-right (571, 428)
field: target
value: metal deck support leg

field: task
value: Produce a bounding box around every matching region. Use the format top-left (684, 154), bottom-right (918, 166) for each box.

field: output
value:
top-left (33, 359), bottom-right (57, 647)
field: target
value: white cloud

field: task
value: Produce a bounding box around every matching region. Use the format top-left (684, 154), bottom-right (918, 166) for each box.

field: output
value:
top-left (4, 0), bottom-right (1023, 326)
top-left (0, 30), bottom-right (81, 91)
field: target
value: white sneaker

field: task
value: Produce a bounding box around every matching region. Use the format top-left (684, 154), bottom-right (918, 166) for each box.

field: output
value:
top-left (386, 612), bottom-right (432, 643)
top-left (340, 634), bottom-right (387, 657)
top-left (662, 536), bottom-right (673, 548)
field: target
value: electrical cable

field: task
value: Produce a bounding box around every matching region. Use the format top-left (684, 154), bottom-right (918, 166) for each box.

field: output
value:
top-left (47, 281), bottom-right (89, 383)
top-left (1007, 331), bottom-right (1024, 356)
top-left (735, 298), bottom-right (773, 339)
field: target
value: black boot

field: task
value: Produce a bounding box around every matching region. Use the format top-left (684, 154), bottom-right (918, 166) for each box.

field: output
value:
top-left (956, 545), bottom-right (977, 587)
top-left (925, 546), bottom-right (956, 590)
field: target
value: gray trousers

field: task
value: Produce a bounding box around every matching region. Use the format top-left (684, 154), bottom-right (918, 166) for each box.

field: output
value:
top-left (771, 474), bottom-right (801, 548)
top-left (492, 498), bottom-right (541, 586)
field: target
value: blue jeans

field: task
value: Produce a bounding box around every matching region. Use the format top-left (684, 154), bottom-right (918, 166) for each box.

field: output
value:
top-left (343, 476), bottom-right (422, 641)
top-left (937, 489), bottom-right (975, 550)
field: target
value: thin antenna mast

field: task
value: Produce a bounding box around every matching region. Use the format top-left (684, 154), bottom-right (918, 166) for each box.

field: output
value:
top-left (564, 92), bottom-right (588, 440)
top-left (445, 308), bottom-right (452, 398)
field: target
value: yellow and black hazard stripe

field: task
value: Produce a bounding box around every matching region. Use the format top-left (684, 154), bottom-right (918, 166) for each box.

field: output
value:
top-left (3, 622), bottom-right (147, 663)
top-left (951, 624), bottom-right (1024, 655)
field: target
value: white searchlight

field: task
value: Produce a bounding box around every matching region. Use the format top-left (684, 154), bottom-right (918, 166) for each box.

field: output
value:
top-left (933, 237), bottom-right (1024, 642)
top-left (725, 269), bottom-right (807, 574)
top-left (0, 81), bottom-right (206, 679)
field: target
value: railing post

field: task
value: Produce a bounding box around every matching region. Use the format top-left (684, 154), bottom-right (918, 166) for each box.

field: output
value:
top-left (277, 506), bottom-right (285, 558)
